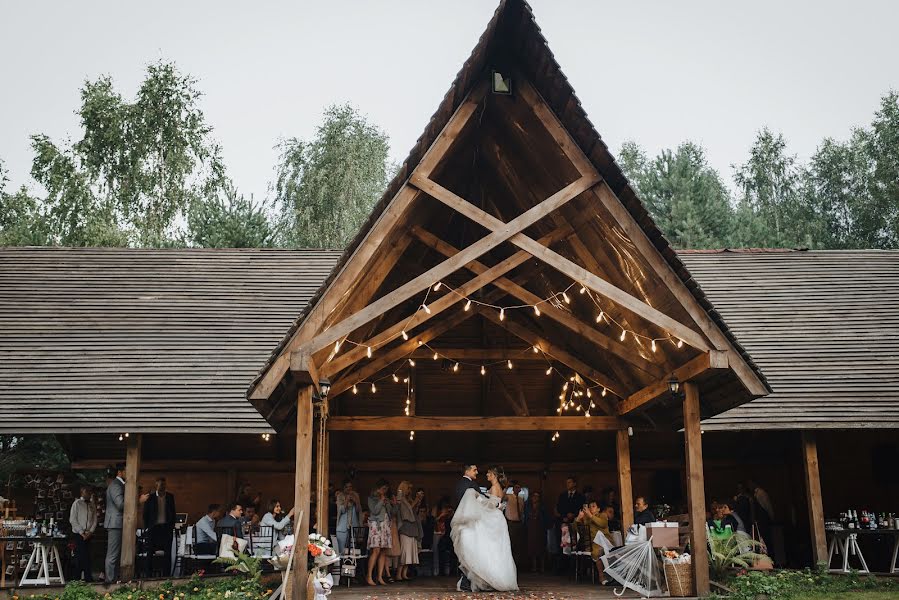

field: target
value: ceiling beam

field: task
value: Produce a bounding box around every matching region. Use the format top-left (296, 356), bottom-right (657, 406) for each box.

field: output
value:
top-left (617, 350), bottom-right (729, 415)
top-left (327, 416), bottom-right (623, 431)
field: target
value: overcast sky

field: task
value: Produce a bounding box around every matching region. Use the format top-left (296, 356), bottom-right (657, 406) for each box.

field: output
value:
top-left (2, 0), bottom-right (897, 199)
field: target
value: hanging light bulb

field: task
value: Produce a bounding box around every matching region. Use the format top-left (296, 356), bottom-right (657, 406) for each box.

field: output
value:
top-left (480, 365), bottom-right (486, 376)
top-left (409, 430), bottom-right (415, 441)
top-left (584, 411), bottom-right (591, 418)
top-left (499, 307), bottom-right (505, 321)
top-left (602, 387), bottom-right (608, 397)
top-left (418, 340), bottom-right (423, 346)
top-left (423, 304), bottom-right (432, 314)
top-left (118, 434), bottom-right (124, 441)
top-left (507, 359), bottom-right (513, 370)
top-left (433, 282), bottom-right (441, 291)
top-left (453, 362), bottom-right (459, 372)
top-left (409, 359), bottom-right (416, 367)
top-left (563, 382), bottom-right (569, 391)
top-left (556, 407), bottom-right (562, 414)
top-left (404, 406), bottom-right (410, 415)
top-left (352, 384), bottom-right (358, 395)
top-left (620, 329), bottom-right (627, 341)
top-left (334, 340), bottom-right (341, 353)
top-left (124, 433), bottom-right (129, 438)
top-left (433, 351), bottom-right (439, 360)
top-left (402, 330), bottom-right (409, 341)
top-left (586, 388), bottom-right (592, 398)
top-left (546, 366), bottom-right (553, 376)
top-left (464, 299), bottom-right (472, 312)
top-left (403, 377), bottom-right (409, 383)
top-left (596, 311), bottom-right (604, 323)
top-left (371, 383), bottom-right (377, 393)
top-left (393, 374), bottom-right (400, 383)
top-left (651, 339), bottom-right (657, 353)
top-left (580, 286), bottom-right (587, 294)
top-left (367, 346), bottom-right (373, 358)
top-left (677, 339), bottom-right (684, 348)
top-left (534, 305), bottom-right (541, 316)
top-left (533, 346), bottom-right (539, 354)
top-left (562, 291), bottom-right (571, 304)
top-left (590, 401), bottom-right (596, 409)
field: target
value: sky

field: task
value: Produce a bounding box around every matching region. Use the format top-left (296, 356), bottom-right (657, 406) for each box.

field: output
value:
top-left (1, 0), bottom-right (897, 199)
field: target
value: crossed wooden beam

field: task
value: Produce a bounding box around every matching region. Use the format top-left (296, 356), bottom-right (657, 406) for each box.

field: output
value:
top-left (257, 75), bottom-right (765, 420)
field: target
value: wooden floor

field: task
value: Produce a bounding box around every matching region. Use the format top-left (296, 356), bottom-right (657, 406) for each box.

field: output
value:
top-left (330, 573), bottom-right (651, 599)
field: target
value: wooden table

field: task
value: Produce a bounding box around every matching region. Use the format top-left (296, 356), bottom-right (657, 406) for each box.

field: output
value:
top-left (826, 529), bottom-right (899, 574)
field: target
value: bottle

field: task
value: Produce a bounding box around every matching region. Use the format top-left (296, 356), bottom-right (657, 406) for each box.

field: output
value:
top-left (847, 510), bottom-right (856, 530)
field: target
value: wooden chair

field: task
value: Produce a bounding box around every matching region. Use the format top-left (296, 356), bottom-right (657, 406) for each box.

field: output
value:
top-left (573, 522), bottom-right (596, 584)
top-left (249, 525), bottom-right (275, 558)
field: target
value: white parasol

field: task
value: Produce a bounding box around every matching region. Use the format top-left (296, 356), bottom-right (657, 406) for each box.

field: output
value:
top-left (600, 539), bottom-right (666, 597)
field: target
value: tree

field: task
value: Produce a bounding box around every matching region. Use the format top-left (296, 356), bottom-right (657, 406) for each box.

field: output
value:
top-left (29, 61), bottom-right (226, 247)
top-left (275, 104), bottom-right (394, 248)
top-left (187, 185), bottom-right (279, 248)
top-left (0, 158), bottom-right (51, 246)
top-left (619, 141), bottom-right (734, 248)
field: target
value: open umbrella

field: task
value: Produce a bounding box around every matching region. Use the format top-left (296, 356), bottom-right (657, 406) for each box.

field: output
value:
top-left (600, 539), bottom-right (666, 597)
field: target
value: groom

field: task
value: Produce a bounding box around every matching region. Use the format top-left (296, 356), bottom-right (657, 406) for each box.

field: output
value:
top-left (454, 464), bottom-right (481, 592)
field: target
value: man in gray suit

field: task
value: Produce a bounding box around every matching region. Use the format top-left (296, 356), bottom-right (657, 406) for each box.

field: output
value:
top-left (104, 464), bottom-right (126, 582)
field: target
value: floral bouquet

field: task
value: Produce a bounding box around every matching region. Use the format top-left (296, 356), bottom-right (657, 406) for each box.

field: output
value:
top-left (307, 533), bottom-right (339, 573)
top-left (268, 535), bottom-right (295, 571)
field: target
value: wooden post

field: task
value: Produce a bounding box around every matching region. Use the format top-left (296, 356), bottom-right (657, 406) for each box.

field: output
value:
top-left (315, 397), bottom-right (330, 538)
top-left (801, 431), bottom-right (827, 565)
top-left (683, 383), bottom-right (710, 596)
top-left (292, 385), bottom-right (314, 599)
top-left (616, 429), bottom-right (634, 532)
top-left (120, 433), bottom-right (142, 581)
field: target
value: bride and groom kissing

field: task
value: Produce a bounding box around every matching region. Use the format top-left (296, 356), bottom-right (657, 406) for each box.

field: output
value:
top-left (451, 464), bottom-right (519, 592)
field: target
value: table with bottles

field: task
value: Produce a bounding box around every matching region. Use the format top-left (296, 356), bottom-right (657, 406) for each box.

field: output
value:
top-left (1, 518), bottom-right (68, 587)
top-left (824, 511), bottom-right (899, 574)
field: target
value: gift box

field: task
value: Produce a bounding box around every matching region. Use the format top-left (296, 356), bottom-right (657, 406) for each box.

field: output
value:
top-left (646, 522), bottom-right (679, 548)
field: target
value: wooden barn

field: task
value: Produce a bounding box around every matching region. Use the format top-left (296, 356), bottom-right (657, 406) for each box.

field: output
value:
top-left (2, 0), bottom-right (899, 595)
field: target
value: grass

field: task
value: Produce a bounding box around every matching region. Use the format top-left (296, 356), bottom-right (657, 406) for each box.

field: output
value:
top-left (793, 592), bottom-right (899, 600)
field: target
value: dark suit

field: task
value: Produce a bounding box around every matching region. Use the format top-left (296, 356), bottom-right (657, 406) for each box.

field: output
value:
top-left (556, 490), bottom-right (585, 523)
top-left (142, 491), bottom-right (176, 576)
top-left (453, 476), bottom-right (482, 591)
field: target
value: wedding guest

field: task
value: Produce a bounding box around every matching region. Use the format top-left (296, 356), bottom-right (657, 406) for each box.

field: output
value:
top-left (556, 476), bottom-right (585, 525)
top-left (195, 504), bottom-right (222, 554)
top-left (70, 486), bottom-right (97, 581)
top-left (335, 479), bottom-right (361, 552)
top-left (396, 481), bottom-right (422, 581)
top-left (504, 481), bottom-right (525, 567)
top-left (103, 464), bottom-right (126, 583)
top-left (601, 487), bottom-right (621, 532)
top-left (242, 504), bottom-right (260, 529)
top-left (386, 489), bottom-right (402, 581)
top-left (634, 496), bottom-right (656, 525)
top-left (432, 497), bottom-right (453, 576)
top-left (366, 479), bottom-right (391, 586)
top-left (720, 501), bottom-right (746, 533)
top-left (143, 477), bottom-right (176, 576)
top-left (217, 502), bottom-right (245, 539)
top-left (260, 499), bottom-right (294, 542)
top-left (524, 490), bottom-right (550, 573)
top-left (418, 505), bottom-right (435, 552)
top-left (577, 501), bottom-right (613, 585)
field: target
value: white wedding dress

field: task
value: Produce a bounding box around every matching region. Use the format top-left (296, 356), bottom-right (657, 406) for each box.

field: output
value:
top-left (450, 488), bottom-right (519, 591)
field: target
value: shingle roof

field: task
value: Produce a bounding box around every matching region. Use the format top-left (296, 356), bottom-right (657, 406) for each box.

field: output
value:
top-left (0, 247), bottom-right (342, 434)
top-left (248, 0), bottom-right (768, 401)
top-left (680, 249), bottom-right (899, 430)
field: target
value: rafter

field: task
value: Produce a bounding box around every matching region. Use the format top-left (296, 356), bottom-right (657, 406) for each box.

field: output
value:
top-left (412, 175), bottom-right (710, 352)
top-left (319, 223), bottom-right (573, 377)
top-left (617, 350), bottom-right (729, 415)
top-left (410, 225), bottom-right (665, 378)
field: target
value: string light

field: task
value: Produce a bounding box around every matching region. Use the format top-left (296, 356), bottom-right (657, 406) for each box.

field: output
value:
top-left (409, 359), bottom-right (416, 367)
top-left (481, 365), bottom-right (486, 375)
top-left (433, 282), bottom-right (441, 291)
top-left (499, 308), bottom-right (505, 321)
top-left (371, 383), bottom-right (377, 393)
top-left (409, 430), bottom-right (415, 441)
top-left (580, 286), bottom-right (587, 294)
top-left (534, 305), bottom-right (541, 316)
top-left (562, 291), bottom-right (571, 304)
top-left (596, 311), bottom-right (604, 323)
top-left (433, 352), bottom-right (439, 360)
top-left (551, 431), bottom-right (560, 442)
top-left (546, 367), bottom-right (552, 375)
top-left (453, 362), bottom-right (459, 372)
top-left (620, 329), bottom-right (627, 341)
top-left (352, 384), bottom-right (358, 394)
top-left (651, 340), bottom-right (657, 353)
top-left (507, 359), bottom-right (513, 370)
top-left (261, 433), bottom-right (271, 441)
top-left (423, 304), bottom-right (432, 314)
top-left (464, 299), bottom-right (472, 311)
top-left (677, 339), bottom-right (684, 348)
top-left (533, 346), bottom-right (539, 353)
top-left (367, 346), bottom-right (372, 358)
top-left (401, 330), bottom-right (409, 341)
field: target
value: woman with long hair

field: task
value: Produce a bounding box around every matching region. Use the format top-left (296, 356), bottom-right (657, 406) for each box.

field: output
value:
top-left (396, 480), bottom-right (423, 581)
top-left (365, 479), bottom-right (391, 586)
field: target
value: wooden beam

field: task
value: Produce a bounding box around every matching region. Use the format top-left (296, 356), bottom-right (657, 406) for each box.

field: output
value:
top-left (801, 431), bottom-right (827, 565)
top-left (683, 382), bottom-right (710, 596)
top-left (120, 433), bottom-right (142, 581)
top-left (409, 225), bottom-right (664, 378)
top-left (249, 82), bottom-right (488, 401)
top-left (616, 429), bottom-right (634, 532)
top-left (293, 385), bottom-right (314, 600)
top-left (478, 307), bottom-right (622, 397)
top-left (493, 371), bottom-right (529, 416)
top-left (618, 351), bottom-right (728, 415)
top-left (327, 416), bottom-right (623, 431)
top-left (412, 175), bottom-right (710, 352)
top-left (320, 224), bottom-right (573, 378)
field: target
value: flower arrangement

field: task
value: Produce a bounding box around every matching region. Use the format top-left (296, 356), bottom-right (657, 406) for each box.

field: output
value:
top-left (306, 533), bottom-right (337, 572)
top-left (662, 549), bottom-right (692, 564)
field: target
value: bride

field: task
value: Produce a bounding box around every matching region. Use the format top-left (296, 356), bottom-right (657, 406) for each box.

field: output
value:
top-left (451, 465), bottom-right (519, 591)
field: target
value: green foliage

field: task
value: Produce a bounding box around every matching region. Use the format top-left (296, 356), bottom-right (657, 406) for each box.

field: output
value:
top-left (275, 103), bottom-right (394, 248)
top-left (212, 553), bottom-right (265, 580)
top-left (17, 573), bottom-right (271, 600)
top-left (707, 532), bottom-right (768, 580)
top-left (719, 568), bottom-right (898, 600)
top-left (0, 435), bottom-right (69, 490)
top-left (0, 160), bottom-right (50, 245)
top-left (187, 185), bottom-right (279, 248)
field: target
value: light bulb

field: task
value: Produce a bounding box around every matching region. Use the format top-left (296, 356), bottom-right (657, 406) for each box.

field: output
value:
top-left (334, 340), bottom-right (341, 353)
top-left (453, 362), bottom-right (459, 372)
top-left (590, 401), bottom-right (596, 408)
top-left (556, 407), bottom-right (562, 414)
top-left (563, 382), bottom-right (569, 391)
top-left (507, 359), bottom-right (513, 369)
top-left (584, 411), bottom-right (591, 418)
top-left (433, 352), bottom-right (439, 360)
top-left (423, 304), bottom-right (431, 314)
top-left (580, 286), bottom-right (587, 294)
top-left (409, 359), bottom-right (416, 366)
top-left (118, 434), bottom-right (123, 441)
top-left (417, 340), bottom-right (423, 346)
top-left (562, 291), bottom-right (570, 304)
top-left (406, 398), bottom-right (411, 405)
top-left (533, 346), bottom-right (539, 353)
top-left (677, 339), bottom-right (684, 348)
top-left (586, 389), bottom-right (592, 398)
top-left (371, 383), bottom-right (377, 393)
top-left (352, 384), bottom-right (358, 395)
top-left (433, 282), bottom-right (441, 291)
top-left (534, 305), bottom-right (541, 316)
top-left (124, 432), bottom-right (129, 437)
top-left (402, 330), bottom-right (409, 340)
top-left (651, 339), bottom-right (657, 353)
top-left (480, 365), bottom-right (486, 376)
top-left (620, 329), bottom-right (627, 341)
top-left (405, 407), bottom-right (410, 415)
top-left (499, 308), bottom-right (505, 321)
top-left (602, 387), bottom-right (607, 397)
top-left (403, 377), bottom-right (409, 383)
top-left (596, 311), bottom-right (604, 323)
top-left (546, 367), bottom-right (552, 375)
top-left (367, 346), bottom-right (372, 358)
top-left (393, 374), bottom-right (399, 383)
top-left (464, 299), bottom-right (471, 311)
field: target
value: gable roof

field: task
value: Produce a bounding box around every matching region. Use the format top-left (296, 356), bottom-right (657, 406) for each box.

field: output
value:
top-left (680, 249), bottom-right (899, 430)
top-left (0, 247), bottom-right (341, 434)
top-left (248, 0), bottom-right (769, 414)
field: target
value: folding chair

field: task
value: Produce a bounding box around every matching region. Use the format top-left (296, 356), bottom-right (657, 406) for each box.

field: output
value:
top-left (573, 522), bottom-right (596, 583)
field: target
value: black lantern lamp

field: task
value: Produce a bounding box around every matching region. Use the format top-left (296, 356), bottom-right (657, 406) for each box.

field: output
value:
top-left (319, 377), bottom-right (331, 400)
top-left (668, 376), bottom-right (683, 400)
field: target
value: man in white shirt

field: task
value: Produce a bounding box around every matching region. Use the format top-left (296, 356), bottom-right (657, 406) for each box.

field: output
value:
top-left (195, 504), bottom-right (223, 555)
top-left (70, 486), bottom-right (98, 581)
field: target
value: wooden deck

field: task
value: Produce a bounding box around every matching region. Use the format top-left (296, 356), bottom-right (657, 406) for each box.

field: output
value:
top-left (330, 573), bottom-right (654, 599)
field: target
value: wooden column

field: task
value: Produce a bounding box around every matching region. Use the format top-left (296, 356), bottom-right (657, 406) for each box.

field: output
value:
top-left (120, 433), bottom-right (142, 581)
top-left (801, 431), bottom-right (827, 565)
top-left (683, 383), bottom-right (710, 596)
top-left (315, 397), bottom-right (330, 538)
top-left (292, 385), bottom-right (314, 600)
top-left (616, 429), bottom-right (634, 532)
